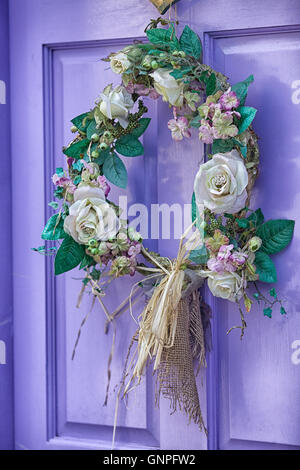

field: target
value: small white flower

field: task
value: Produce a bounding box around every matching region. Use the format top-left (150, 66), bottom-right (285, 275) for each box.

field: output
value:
top-left (194, 149), bottom-right (248, 215)
top-left (64, 185), bottom-right (119, 244)
top-left (99, 85), bottom-right (134, 128)
top-left (110, 52), bottom-right (131, 74)
top-left (150, 68), bottom-right (184, 107)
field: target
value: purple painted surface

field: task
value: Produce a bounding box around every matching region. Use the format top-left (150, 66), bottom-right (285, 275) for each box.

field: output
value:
top-left (9, 0), bottom-right (300, 450)
top-left (0, 0), bottom-right (13, 451)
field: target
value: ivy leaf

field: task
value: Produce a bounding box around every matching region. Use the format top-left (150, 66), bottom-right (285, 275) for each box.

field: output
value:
top-left (42, 214), bottom-right (66, 240)
top-left (254, 250), bottom-right (277, 283)
top-left (71, 112), bottom-right (91, 132)
top-left (115, 135), bottom-right (144, 157)
top-left (189, 245), bottom-right (208, 264)
top-left (269, 288), bottom-right (277, 299)
top-left (256, 219), bottom-right (295, 255)
top-left (54, 235), bottom-right (85, 275)
top-left (206, 73), bottom-right (217, 96)
top-left (247, 208), bottom-right (264, 227)
top-left (179, 25), bottom-right (202, 59)
top-left (103, 152), bottom-right (128, 188)
top-left (231, 75), bottom-right (254, 106)
top-left (55, 167), bottom-right (64, 177)
top-left (63, 139), bottom-right (90, 159)
top-left (190, 115), bottom-right (202, 128)
top-left (130, 118), bottom-right (151, 138)
top-left (280, 306), bottom-right (287, 315)
top-left (237, 106), bottom-right (257, 134)
top-left (263, 307), bottom-right (272, 318)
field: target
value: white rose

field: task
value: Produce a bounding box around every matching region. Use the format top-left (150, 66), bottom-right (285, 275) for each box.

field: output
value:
top-left (207, 271), bottom-right (245, 302)
top-left (99, 85), bottom-right (134, 128)
top-left (110, 52), bottom-right (131, 74)
top-left (194, 149), bottom-right (248, 215)
top-left (64, 185), bottom-right (119, 244)
top-left (150, 68), bottom-right (184, 107)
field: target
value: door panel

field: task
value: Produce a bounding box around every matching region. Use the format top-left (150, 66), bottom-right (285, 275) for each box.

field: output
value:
top-left (11, 0), bottom-right (300, 450)
top-left (205, 26), bottom-right (300, 450)
top-left (0, 0), bottom-right (13, 451)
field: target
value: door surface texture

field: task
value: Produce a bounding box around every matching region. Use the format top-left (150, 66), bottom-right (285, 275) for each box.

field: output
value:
top-left (10, 0), bottom-right (300, 450)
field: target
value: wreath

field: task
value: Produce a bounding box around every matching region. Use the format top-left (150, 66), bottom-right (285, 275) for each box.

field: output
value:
top-left (35, 19), bottom-right (295, 434)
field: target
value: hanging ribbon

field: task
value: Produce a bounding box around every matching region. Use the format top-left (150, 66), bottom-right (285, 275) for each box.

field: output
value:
top-left (149, 0), bottom-right (181, 15)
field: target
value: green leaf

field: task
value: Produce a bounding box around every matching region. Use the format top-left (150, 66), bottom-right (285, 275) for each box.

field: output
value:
top-left (170, 67), bottom-right (192, 79)
top-left (189, 245), bottom-right (208, 264)
top-left (206, 73), bottom-right (217, 96)
top-left (131, 118), bottom-right (151, 138)
top-left (269, 288), bottom-right (277, 299)
top-left (103, 152), bottom-right (128, 188)
top-left (79, 254), bottom-right (95, 270)
top-left (71, 112), bottom-right (91, 132)
top-left (146, 26), bottom-right (179, 49)
top-left (48, 201), bottom-right (59, 210)
top-left (94, 148), bottom-right (110, 166)
top-left (179, 25), bottom-right (202, 59)
top-left (263, 307), bottom-right (272, 318)
top-left (55, 167), bottom-right (64, 177)
top-left (231, 75), bottom-right (254, 106)
top-left (42, 214), bottom-right (66, 240)
top-left (280, 306), bottom-right (286, 315)
top-left (115, 135), bottom-right (144, 157)
top-left (237, 106), bottom-right (257, 134)
top-left (86, 119), bottom-right (101, 140)
top-left (236, 218), bottom-right (249, 229)
top-left (190, 115), bottom-right (202, 128)
top-left (254, 250), bottom-right (277, 283)
top-left (247, 208), bottom-right (264, 227)
top-left (63, 139), bottom-right (90, 159)
top-left (212, 138), bottom-right (235, 154)
top-left (256, 219), bottom-right (295, 255)
top-left (72, 159), bottom-right (84, 171)
top-left (191, 192), bottom-right (199, 224)
top-left (55, 235), bottom-right (85, 275)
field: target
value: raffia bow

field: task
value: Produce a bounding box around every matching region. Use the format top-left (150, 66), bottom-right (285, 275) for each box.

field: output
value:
top-left (125, 224), bottom-right (201, 389)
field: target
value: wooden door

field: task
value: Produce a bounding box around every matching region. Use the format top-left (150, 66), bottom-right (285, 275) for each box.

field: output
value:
top-left (11, 0), bottom-right (300, 450)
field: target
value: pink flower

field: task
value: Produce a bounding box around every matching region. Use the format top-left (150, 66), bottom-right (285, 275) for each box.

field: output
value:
top-left (230, 251), bottom-right (248, 266)
top-left (217, 244), bottom-right (234, 261)
top-left (207, 257), bottom-right (227, 273)
top-left (128, 243), bottom-right (141, 258)
top-left (167, 116), bottom-right (191, 141)
top-left (97, 175), bottom-right (111, 197)
top-left (52, 174), bottom-right (76, 193)
top-left (125, 82), bottom-right (160, 100)
top-left (198, 120), bottom-right (215, 144)
top-left (219, 90), bottom-right (240, 111)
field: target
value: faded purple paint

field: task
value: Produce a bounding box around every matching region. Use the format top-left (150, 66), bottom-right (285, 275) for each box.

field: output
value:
top-left (0, 0), bottom-right (13, 451)
top-left (8, 0), bottom-right (300, 451)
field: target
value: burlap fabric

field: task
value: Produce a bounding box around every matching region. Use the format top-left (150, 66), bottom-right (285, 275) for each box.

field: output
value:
top-left (156, 290), bottom-right (207, 431)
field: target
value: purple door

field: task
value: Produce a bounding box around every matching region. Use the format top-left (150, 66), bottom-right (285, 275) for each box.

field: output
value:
top-left (10, 0), bottom-right (300, 450)
top-left (0, 0), bottom-right (13, 451)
